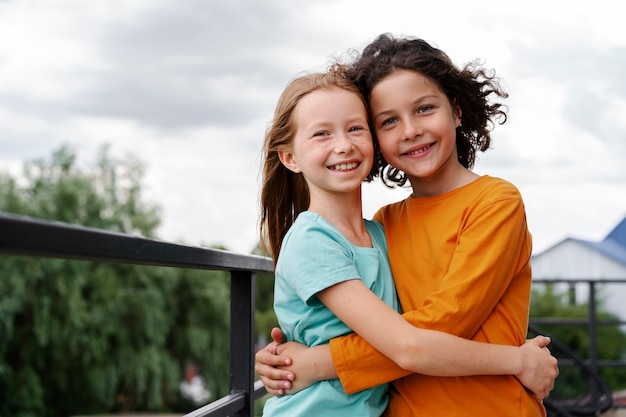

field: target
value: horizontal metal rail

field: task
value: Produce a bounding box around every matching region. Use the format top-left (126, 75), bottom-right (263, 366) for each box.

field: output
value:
top-left (0, 212), bottom-right (272, 272)
top-left (0, 212), bottom-right (273, 417)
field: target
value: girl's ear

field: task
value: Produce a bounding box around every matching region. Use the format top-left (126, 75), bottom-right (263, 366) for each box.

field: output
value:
top-left (452, 99), bottom-right (462, 128)
top-left (278, 148), bottom-right (302, 173)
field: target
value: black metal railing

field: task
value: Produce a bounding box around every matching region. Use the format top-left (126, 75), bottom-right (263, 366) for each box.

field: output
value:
top-left (529, 279), bottom-right (626, 415)
top-left (3, 212), bottom-right (626, 416)
top-left (0, 212), bottom-right (272, 417)
top-left (530, 279), bottom-right (626, 374)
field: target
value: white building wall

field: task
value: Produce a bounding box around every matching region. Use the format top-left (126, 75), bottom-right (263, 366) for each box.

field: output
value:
top-left (531, 239), bottom-right (626, 320)
top-left (532, 239), bottom-right (626, 279)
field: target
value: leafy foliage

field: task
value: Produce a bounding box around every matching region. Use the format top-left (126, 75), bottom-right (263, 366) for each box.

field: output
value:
top-left (0, 145), bottom-right (231, 416)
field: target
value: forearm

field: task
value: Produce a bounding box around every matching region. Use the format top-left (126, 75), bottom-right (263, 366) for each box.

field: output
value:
top-left (270, 342), bottom-right (338, 394)
top-left (398, 329), bottom-right (523, 376)
top-left (329, 327), bottom-right (523, 394)
top-left (398, 330), bottom-right (558, 401)
top-left (303, 344), bottom-right (337, 380)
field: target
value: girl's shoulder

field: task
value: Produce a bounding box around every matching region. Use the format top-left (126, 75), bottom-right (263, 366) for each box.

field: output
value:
top-left (283, 211), bottom-right (337, 243)
top-left (364, 218), bottom-right (386, 246)
top-left (364, 217), bottom-right (384, 233)
top-left (472, 175), bottom-right (523, 200)
top-left (282, 211), bottom-right (360, 254)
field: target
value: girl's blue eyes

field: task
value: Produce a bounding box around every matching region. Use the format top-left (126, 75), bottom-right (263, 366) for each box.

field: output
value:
top-left (418, 105), bottom-right (433, 113)
top-left (380, 106), bottom-right (435, 127)
top-left (313, 127), bottom-right (364, 137)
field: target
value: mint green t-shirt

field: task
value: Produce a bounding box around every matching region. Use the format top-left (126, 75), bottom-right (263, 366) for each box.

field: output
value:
top-left (262, 211), bottom-right (399, 417)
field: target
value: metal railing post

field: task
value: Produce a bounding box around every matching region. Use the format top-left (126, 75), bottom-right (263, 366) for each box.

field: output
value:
top-left (588, 281), bottom-right (599, 373)
top-left (230, 270), bottom-right (256, 417)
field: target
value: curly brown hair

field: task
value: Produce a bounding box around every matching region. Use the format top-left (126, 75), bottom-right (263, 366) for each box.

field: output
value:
top-left (348, 33), bottom-right (509, 187)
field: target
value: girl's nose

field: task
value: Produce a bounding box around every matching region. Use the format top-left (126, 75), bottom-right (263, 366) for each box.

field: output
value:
top-left (334, 135), bottom-right (355, 153)
top-left (403, 119), bottom-right (422, 140)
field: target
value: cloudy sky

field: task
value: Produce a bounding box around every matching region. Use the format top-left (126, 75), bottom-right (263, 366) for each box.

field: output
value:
top-left (1, 0), bottom-right (625, 255)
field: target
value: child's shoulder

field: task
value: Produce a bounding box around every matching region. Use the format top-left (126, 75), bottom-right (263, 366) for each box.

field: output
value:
top-left (476, 175), bottom-right (522, 198)
top-left (364, 217), bottom-right (386, 240)
top-left (372, 196), bottom-right (409, 221)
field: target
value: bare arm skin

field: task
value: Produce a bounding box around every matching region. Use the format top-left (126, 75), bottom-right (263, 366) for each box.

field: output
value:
top-left (255, 279), bottom-right (558, 397)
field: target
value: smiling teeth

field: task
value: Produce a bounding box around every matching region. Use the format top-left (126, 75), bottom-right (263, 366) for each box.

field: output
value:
top-left (331, 162), bottom-right (358, 171)
top-left (407, 144), bottom-right (431, 155)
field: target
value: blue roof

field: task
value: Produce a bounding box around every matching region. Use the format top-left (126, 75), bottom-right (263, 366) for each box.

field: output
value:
top-left (573, 238), bottom-right (626, 265)
top-left (571, 216), bottom-right (626, 265)
top-left (606, 216), bottom-right (626, 246)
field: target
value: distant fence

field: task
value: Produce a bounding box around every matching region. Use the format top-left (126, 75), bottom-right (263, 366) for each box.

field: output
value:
top-left (529, 278), bottom-right (626, 375)
top-left (0, 212), bottom-right (272, 417)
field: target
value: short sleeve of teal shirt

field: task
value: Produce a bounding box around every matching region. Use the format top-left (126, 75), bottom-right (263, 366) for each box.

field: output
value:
top-left (273, 211), bottom-right (399, 347)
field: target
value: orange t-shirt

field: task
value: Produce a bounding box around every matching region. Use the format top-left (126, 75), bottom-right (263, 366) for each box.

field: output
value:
top-left (329, 176), bottom-right (545, 417)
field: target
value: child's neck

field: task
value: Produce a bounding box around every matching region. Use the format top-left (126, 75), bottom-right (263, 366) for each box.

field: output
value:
top-left (409, 165), bottom-right (479, 198)
top-left (308, 189), bottom-right (371, 247)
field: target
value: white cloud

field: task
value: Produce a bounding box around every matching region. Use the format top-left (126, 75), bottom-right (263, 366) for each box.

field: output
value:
top-left (0, 0), bottom-right (625, 255)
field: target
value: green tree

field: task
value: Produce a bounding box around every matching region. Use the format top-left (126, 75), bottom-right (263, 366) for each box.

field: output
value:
top-left (530, 283), bottom-right (626, 391)
top-left (0, 145), bottom-right (231, 416)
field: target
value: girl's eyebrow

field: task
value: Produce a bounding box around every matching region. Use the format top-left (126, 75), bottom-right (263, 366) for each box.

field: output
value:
top-left (372, 95), bottom-right (440, 120)
top-left (372, 109), bottom-right (393, 121)
top-left (300, 115), bottom-right (369, 134)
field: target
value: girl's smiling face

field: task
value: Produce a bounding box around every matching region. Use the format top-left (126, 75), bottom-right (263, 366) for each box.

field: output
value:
top-left (370, 70), bottom-right (463, 192)
top-left (278, 87), bottom-right (373, 198)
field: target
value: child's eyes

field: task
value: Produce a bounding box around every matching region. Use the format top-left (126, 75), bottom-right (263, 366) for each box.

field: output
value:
top-left (417, 105), bottom-right (434, 114)
top-left (381, 117), bottom-right (398, 127)
top-left (378, 106), bottom-right (436, 128)
top-left (313, 126), bottom-right (365, 137)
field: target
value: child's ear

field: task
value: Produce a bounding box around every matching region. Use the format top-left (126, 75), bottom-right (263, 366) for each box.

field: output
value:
top-left (453, 100), bottom-right (462, 127)
top-left (278, 148), bottom-right (302, 173)
top-left (453, 99), bottom-right (463, 127)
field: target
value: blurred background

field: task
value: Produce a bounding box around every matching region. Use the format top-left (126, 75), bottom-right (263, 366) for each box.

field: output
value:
top-left (1, 0), bottom-right (625, 416)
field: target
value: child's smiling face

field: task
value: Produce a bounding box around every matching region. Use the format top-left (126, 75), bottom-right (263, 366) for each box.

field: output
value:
top-left (279, 86), bottom-right (373, 197)
top-left (370, 69), bottom-right (462, 186)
